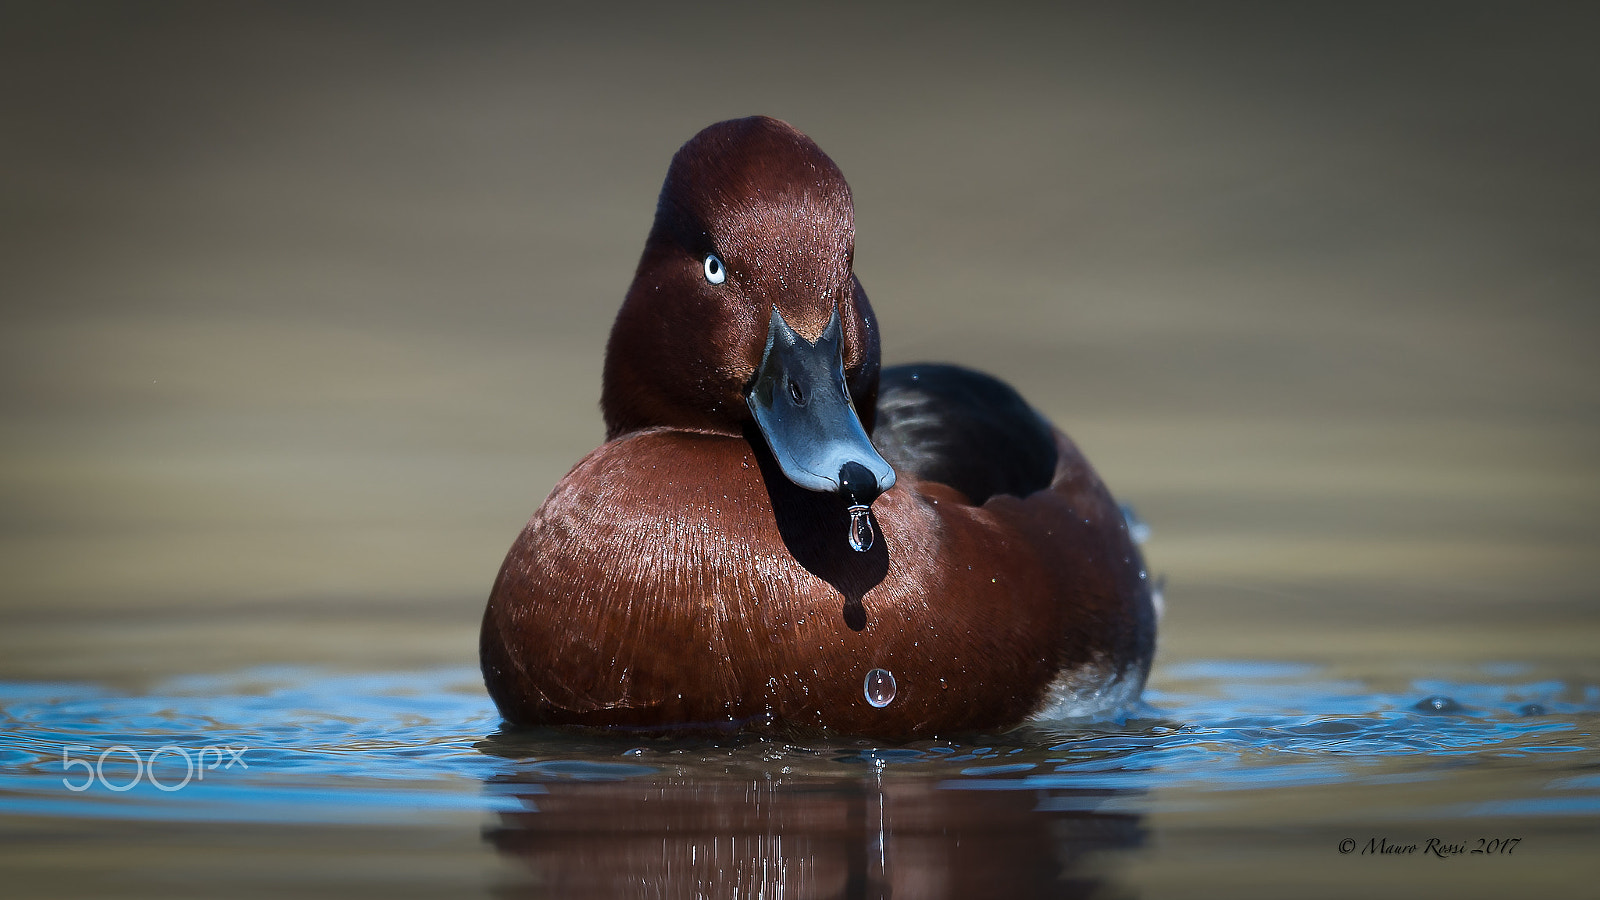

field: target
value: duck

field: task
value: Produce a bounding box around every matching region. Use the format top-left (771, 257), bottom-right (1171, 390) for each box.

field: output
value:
top-left (480, 116), bottom-right (1156, 739)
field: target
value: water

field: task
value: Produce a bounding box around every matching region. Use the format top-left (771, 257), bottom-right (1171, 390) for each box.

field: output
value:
top-left (2, 662), bottom-right (1593, 897)
top-left (1120, 504), bottom-right (1153, 546)
top-left (847, 505), bottom-right (875, 553)
top-left (863, 668), bottom-right (897, 707)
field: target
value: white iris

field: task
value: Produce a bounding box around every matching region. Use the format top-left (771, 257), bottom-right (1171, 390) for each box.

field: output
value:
top-left (703, 253), bottom-right (726, 284)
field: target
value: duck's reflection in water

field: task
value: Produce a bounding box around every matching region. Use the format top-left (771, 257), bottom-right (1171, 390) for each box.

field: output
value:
top-left (483, 768), bottom-right (1142, 899)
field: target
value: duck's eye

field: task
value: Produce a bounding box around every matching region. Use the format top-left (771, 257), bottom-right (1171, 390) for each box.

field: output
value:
top-left (703, 254), bottom-right (726, 285)
top-left (788, 380), bottom-right (805, 405)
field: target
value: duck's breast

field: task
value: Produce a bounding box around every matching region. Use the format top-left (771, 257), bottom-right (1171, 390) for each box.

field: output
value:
top-left (481, 427), bottom-right (1150, 736)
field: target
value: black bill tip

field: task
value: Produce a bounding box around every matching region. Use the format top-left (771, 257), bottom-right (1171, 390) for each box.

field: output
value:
top-left (838, 460), bottom-right (881, 507)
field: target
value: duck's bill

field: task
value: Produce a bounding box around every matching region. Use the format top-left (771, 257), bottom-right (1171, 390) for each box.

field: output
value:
top-left (746, 306), bottom-right (896, 505)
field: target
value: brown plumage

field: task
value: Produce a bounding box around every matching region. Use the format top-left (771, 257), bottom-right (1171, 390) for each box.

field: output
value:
top-left (481, 116), bottom-right (1155, 738)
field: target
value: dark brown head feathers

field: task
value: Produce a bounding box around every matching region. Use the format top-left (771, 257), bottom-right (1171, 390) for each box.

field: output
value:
top-left (601, 117), bottom-right (879, 439)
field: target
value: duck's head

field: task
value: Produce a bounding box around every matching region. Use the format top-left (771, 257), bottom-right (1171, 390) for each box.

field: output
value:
top-left (602, 116), bottom-right (895, 509)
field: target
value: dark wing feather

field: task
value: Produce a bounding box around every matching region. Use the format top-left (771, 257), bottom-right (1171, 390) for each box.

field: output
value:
top-left (871, 364), bottom-right (1058, 504)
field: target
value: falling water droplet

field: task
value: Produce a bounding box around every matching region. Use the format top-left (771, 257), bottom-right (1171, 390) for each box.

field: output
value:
top-left (847, 505), bottom-right (874, 552)
top-left (863, 668), bottom-right (896, 707)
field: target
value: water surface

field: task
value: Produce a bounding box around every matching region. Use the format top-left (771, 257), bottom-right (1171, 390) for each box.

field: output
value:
top-left (3, 662), bottom-right (1594, 898)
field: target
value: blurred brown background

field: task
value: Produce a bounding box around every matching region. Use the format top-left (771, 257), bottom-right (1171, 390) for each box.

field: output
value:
top-left (2, 2), bottom-right (1596, 684)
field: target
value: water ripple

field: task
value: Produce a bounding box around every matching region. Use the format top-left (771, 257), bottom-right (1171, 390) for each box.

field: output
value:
top-left (0, 662), bottom-right (1594, 825)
